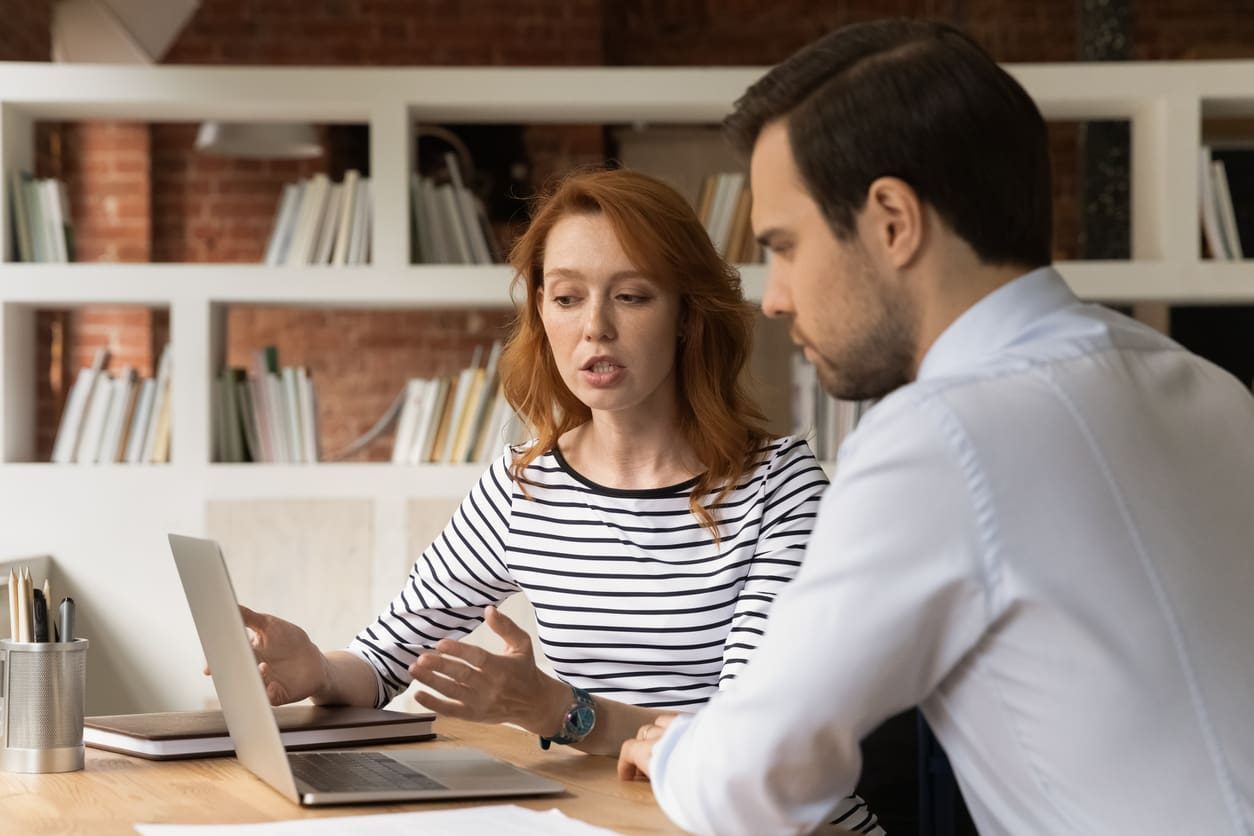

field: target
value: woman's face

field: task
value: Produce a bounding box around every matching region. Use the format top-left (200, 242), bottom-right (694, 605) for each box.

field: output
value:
top-left (539, 212), bottom-right (683, 421)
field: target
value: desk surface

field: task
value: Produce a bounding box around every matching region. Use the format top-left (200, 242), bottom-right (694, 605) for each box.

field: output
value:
top-left (1, 716), bottom-right (682, 835)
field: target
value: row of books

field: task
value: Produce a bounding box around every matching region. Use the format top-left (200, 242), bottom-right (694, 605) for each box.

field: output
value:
top-left (8, 171), bottom-right (74, 263)
top-left (791, 352), bottom-right (872, 463)
top-left (1199, 146), bottom-right (1254, 260)
top-left (215, 347), bottom-right (319, 463)
top-left (410, 152), bottom-right (500, 265)
top-left (697, 172), bottom-right (761, 264)
top-left (263, 171), bottom-right (371, 266)
top-left (392, 340), bottom-right (521, 465)
top-left (51, 345), bottom-right (173, 464)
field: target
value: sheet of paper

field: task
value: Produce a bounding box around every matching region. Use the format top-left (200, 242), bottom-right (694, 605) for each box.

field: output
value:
top-left (134, 805), bottom-right (620, 836)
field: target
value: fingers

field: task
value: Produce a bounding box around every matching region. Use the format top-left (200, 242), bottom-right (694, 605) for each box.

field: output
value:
top-left (653, 713), bottom-right (677, 729)
top-left (413, 689), bottom-right (472, 719)
top-left (409, 665), bottom-right (477, 704)
top-left (635, 722), bottom-right (667, 742)
top-left (617, 738), bottom-right (652, 781)
top-left (484, 605), bottom-right (530, 650)
top-left (434, 639), bottom-right (490, 668)
top-left (238, 604), bottom-right (265, 628)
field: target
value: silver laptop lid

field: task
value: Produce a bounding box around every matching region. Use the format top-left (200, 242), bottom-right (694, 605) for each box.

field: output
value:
top-left (168, 533), bottom-right (301, 802)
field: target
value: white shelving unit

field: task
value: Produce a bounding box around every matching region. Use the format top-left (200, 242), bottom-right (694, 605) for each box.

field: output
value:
top-left (1, 60), bottom-right (1251, 714)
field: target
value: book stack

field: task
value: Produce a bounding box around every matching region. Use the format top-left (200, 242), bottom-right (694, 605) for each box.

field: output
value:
top-left (215, 347), bottom-right (320, 463)
top-left (791, 352), bottom-right (872, 463)
top-left (391, 340), bottom-right (522, 465)
top-left (410, 152), bottom-right (500, 265)
top-left (51, 344), bottom-right (173, 465)
top-left (7, 170), bottom-right (74, 262)
top-left (1200, 145), bottom-right (1254, 260)
top-left (695, 172), bottom-right (760, 264)
top-left (263, 170), bottom-right (371, 266)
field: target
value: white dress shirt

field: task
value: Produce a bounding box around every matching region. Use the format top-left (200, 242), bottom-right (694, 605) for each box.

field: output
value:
top-left (649, 267), bottom-right (1254, 835)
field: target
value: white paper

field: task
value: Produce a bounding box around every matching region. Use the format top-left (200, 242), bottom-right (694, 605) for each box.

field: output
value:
top-left (135, 804), bottom-right (620, 836)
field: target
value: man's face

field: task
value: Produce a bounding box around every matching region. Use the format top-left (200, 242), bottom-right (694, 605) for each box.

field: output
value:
top-left (750, 120), bottom-right (917, 401)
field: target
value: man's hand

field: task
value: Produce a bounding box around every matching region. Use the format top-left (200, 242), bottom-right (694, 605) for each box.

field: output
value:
top-left (408, 605), bottom-right (566, 733)
top-left (617, 714), bottom-right (676, 781)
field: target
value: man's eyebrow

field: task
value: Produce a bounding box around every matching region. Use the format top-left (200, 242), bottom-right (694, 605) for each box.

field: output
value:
top-left (755, 227), bottom-right (785, 248)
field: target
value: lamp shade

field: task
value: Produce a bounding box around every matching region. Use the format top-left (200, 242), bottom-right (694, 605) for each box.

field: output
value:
top-left (193, 121), bottom-right (322, 159)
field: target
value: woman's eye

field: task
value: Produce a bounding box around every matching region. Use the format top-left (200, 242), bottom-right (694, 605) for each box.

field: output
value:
top-left (553, 296), bottom-right (577, 307)
top-left (618, 294), bottom-right (648, 304)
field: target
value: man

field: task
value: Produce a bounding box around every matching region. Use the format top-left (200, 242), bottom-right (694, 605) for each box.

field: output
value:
top-left (618, 18), bottom-right (1254, 835)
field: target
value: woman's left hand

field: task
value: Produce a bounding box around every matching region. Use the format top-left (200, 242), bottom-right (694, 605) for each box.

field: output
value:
top-left (408, 605), bottom-right (565, 733)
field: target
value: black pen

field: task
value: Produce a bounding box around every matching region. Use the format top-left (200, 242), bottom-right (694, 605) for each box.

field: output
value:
top-left (59, 596), bottom-right (75, 643)
top-left (32, 588), bottom-right (49, 642)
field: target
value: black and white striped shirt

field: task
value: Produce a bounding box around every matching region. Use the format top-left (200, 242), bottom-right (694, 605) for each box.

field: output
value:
top-left (348, 436), bottom-right (826, 709)
top-left (348, 435), bottom-right (883, 834)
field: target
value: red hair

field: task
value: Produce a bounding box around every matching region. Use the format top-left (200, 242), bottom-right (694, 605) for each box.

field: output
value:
top-left (498, 168), bottom-right (768, 537)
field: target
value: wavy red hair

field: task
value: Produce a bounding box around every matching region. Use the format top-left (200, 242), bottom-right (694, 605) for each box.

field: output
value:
top-left (498, 168), bottom-right (768, 537)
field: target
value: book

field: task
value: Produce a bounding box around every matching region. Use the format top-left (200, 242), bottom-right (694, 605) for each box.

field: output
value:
top-left (1210, 147), bottom-right (1254, 260)
top-left (84, 705), bottom-right (436, 761)
top-left (1212, 158), bottom-right (1244, 259)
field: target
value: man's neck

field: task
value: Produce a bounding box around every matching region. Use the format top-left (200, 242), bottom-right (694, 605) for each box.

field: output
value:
top-left (910, 251), bottom-right (1038, 378)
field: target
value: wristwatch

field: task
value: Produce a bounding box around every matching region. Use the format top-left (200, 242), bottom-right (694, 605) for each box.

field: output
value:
top-left (539, 685), bottom-right (596, 749)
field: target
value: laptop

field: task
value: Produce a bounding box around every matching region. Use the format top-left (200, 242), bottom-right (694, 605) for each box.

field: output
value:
top-left (167, 533), bottom-right (563, 805)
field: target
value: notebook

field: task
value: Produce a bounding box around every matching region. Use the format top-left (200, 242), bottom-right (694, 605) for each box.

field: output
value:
top-left (167, 533), bottom-right (563, 805)
top-left (85, 704), bottom-right (435, 760)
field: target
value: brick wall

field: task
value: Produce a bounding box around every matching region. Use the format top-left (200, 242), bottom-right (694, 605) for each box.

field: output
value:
top-left (0, 0), bottom-right (51, 61)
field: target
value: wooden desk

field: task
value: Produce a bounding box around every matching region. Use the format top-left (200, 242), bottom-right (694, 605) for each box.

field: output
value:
top-left (0, 716), bottom-right (683, 835)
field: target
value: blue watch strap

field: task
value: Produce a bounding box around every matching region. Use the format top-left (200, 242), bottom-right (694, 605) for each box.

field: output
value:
top-left (539, 685), bottom-right (595, 749)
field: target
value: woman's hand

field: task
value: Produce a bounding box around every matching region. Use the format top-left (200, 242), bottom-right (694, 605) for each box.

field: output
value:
top-left (408, 605), bottom-right (567, 734)
top-left (229, 605), bottom-right (332, 706)
top-left (617, 714), bottom-right (676, 781)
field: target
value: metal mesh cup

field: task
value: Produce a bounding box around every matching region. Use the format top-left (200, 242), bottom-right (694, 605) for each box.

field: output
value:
top-left (0, 638), bottom-right (88, 773)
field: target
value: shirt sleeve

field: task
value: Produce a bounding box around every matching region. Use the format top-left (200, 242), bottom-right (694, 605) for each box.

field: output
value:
top-left (346, 451), bottom-right (520, 707)
top-left (718, 436), bottom-right (828, 688)
top-left (650, 393), bottom-right (999, 835)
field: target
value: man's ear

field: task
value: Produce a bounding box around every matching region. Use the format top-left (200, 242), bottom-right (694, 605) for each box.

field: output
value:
top-left (864, 176), bottom-right (924, 269)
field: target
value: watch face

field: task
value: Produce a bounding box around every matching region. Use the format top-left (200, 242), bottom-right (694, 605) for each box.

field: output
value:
top-left (569, 703), bottom-right (596, 736)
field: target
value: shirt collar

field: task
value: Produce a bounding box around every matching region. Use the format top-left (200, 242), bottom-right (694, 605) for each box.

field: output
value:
top-left (916, 265), bottom-right (1077, 381)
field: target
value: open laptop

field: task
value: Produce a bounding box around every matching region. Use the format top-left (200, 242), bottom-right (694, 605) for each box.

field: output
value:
top-left (167, 533), bottom-right (563, 805)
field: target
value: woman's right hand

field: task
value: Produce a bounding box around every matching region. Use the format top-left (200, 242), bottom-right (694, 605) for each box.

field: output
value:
top-left (235, 605), bottom-right (332, 706)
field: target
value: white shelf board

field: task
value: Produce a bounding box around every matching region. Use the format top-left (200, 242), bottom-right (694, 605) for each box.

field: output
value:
top-left (0, 461), bottom-right (489, 499)
top-left (0, 264), bottom-right (521, 308)
top-left (204, 462), bottom-right (489, 499)
top-left (1058, 260), bottom-right (1254, 303)
top-left (742, 262), bottom-right (1254, 305)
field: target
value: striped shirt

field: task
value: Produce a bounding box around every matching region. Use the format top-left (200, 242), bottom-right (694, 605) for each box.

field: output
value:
top-left (349, 435), bottom-right (826, 708)
top-left (348, 434), bottom-right (883, 834)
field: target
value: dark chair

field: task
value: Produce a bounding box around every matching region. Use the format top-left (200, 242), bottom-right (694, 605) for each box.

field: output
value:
top-left (916, 712), bottom-right (964, 836)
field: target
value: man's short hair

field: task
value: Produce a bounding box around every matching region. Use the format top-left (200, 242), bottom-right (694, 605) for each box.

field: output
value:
top-left (726, 19), bottom-right (1052, 268)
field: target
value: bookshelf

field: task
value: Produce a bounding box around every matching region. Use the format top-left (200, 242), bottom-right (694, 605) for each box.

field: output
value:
top-left (2, 60), bottom-right (1252, 714)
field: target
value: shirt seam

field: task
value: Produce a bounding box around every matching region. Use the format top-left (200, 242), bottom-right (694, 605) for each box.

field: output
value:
top-left (1028, 366), bottom-right (1247, 834)
top-left (915, 391), bottom-right (1083, 833)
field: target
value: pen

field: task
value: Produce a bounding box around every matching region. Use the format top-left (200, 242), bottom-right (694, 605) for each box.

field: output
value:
top-left (16, 568), bottom-right (31, 642)
top-left (59, 597), bottom-right (75, 644)
top-left (7, 568), bottom-right (16, 639)
top-left (32, 588), bottom-right (49, 642)
top-left (43, 577), bottom-right (54, 641)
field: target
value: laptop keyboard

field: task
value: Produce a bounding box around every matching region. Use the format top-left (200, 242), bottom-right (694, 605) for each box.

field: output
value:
top-left (289, 751), bottom-right (448, 793)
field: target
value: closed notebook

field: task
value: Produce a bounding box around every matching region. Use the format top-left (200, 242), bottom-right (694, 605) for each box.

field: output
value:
top-left (84, 705), bottom-right (436, 760)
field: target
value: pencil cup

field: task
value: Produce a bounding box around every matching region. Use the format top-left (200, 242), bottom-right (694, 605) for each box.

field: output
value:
top-left (0, 638), bottom-right (88, 773)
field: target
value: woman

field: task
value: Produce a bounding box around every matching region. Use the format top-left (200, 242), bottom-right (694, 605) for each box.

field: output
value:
top-left (240, 168), bottom-right (881, 833)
